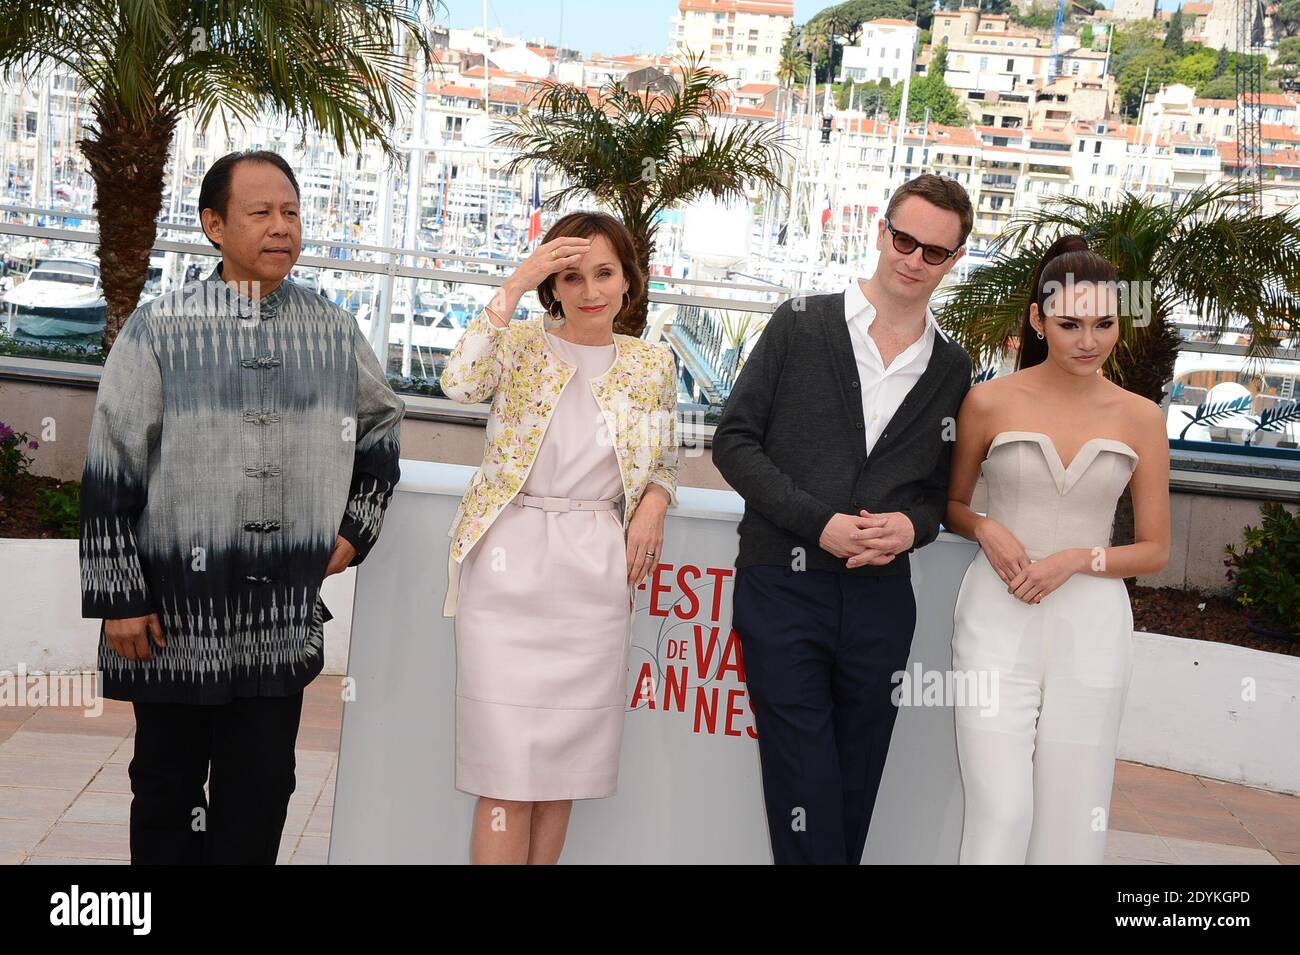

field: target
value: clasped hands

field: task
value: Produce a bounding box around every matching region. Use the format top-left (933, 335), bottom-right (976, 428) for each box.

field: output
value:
top-left (819, 510), bottom-right (915, 569)
top-left (975, 517), bottom-right (1085, 605)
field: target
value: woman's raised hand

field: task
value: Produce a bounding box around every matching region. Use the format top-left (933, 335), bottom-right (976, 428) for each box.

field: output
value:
top-left (486, 237), bottom-right (593, 328)
top-left (513, 237), bottom-right (592, 292)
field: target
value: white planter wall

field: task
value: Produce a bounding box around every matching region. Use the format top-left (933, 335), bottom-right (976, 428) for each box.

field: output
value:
top-left (1120, 631), bottom-right (1300, 796)
top-left (2, 536), bottom-right (1295, 796)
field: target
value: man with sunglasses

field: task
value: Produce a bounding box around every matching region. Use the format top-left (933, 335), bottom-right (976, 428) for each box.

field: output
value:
top-left (713, 174), bottom-right (974, 864)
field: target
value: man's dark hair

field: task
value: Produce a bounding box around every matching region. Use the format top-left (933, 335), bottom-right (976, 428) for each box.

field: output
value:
top-left (884, 173), bottom-right (974, 248)
top-left (198, 150), bottom-right (301, 250)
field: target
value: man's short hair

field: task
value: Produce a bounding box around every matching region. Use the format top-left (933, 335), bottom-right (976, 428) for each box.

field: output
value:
top-left (884, 173), bottom-right (974, 248)
top-left (198, 150), bottom-right (301, 250)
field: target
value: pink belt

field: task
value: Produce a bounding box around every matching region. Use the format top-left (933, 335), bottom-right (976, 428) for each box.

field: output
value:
top-left (512, 492), bottom-right (620, 512)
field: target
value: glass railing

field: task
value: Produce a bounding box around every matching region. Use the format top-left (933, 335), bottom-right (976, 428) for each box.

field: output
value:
top-left (0, 205), bottom-right (785, 425)
top-left (2, 204), bottom-right (1298, 465)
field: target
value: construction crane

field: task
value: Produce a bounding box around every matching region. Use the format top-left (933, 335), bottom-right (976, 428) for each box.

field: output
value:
top-left (1048, 0), bottom-right (1069, 83)
top-left (1235, 0), bottom-right (1266, 214)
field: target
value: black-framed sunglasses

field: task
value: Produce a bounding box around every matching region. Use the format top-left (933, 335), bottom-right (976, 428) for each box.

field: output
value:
top-left (884, 218), bottom-right (961, 266)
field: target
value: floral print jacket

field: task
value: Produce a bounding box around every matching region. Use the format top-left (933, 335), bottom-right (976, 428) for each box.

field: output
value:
top-left (440, 308), bottom-right (679, 615)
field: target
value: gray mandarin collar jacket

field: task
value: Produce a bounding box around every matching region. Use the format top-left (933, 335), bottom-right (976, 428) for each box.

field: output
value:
top-left (79, 265), bottom-right (404, 704)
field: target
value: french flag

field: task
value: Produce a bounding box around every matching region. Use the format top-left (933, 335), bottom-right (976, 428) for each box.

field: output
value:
top-left (526, 172), bottom-right (543, 246)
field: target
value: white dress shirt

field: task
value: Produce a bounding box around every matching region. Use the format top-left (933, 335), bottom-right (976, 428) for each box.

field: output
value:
top-left (843, 279), bottom-right (949, 457)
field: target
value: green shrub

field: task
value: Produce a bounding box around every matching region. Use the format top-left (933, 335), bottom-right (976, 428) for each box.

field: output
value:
top-left (1224, 502), bottom-right (1300, 636)
top-left (34, 481), bottom-right (81, 538)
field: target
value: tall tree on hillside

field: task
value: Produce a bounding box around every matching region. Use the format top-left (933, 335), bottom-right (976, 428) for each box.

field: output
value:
top-left (1275, 0), bottom-right (1300, 38)
top-left (778, 25), bottom-right (810, 89)
top-left (0, 0), bottom-right (434, 351)
top-left (1165, 6), bottom-right (1186, 56)
top-left (886, 69), bottom-right (968, 126)
top-left (932, 39), bottom-right (950, 76)
top-left (1213, 45), bottom-right (1231, 78)
top-left (1117, 47), bottom-right (1178, 118)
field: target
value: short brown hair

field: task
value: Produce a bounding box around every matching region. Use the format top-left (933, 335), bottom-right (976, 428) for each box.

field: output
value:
top-left (535, 211), bottom-right (645, 321)
top-left (884, 174), bottom-right (974, 248)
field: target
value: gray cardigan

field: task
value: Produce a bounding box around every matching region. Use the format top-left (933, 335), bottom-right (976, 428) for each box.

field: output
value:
top-left (712, 291), bottom-right (972, 577)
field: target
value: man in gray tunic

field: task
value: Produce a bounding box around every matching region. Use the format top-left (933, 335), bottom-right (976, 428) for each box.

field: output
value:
top-left (79, 150), bottom-right (404, 864)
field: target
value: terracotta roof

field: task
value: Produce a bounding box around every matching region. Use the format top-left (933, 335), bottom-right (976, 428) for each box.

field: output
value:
top-left (431, 83), bottom-right (479, 98)
top-left (1067, 118), bottom-right (1129, 138)
top-left (725, 105), bottom-right (778, 119)
top-left (604, 54), bottom-right (674, 65)
top-left (1262, 124), bottom-right (1300, 142)
top-left (678, 0), bottom-right (793, 15)
top-left (460, 65), bottom-right (535, 81)
top-left (929, 124), bottom-right (981, 147)
top-left (1258, 93), bottom-right (1299, 108)
top-left (431, 83), bottom-right (532, 105)
top-left (1264, 149), bottom-right (1300, 167)
top-left (835, 117), bottom-right (979, 148)
top-left (1193, 97), bottom-right (1236, 108)
top-left (1209, 143), bottom-right (1300, 168)
top-left (1127, 126), bottom-right (1171, 146)
top-left (839, 116), bottom-right (890, 135)
top-left (867, 18), bottom-right (916, 27)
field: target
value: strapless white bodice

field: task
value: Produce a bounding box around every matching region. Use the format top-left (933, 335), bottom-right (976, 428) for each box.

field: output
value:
top-left (979, 431), bottom-right (1139, 561)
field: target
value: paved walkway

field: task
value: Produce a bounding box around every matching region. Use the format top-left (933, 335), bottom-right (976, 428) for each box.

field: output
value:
top-left (1, 678), bottom-right (1294, 864)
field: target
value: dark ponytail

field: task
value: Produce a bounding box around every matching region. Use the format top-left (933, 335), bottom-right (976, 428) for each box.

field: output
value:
top-left (1016, 235), bottom-right (1119, 370)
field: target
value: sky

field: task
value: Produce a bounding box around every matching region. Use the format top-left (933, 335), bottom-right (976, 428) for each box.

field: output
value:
top-left (443, 1), bottom-right (1180, 60)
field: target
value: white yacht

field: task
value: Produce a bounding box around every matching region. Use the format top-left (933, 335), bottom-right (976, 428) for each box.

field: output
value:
top-left (2, 257), bottom-right (106, 339)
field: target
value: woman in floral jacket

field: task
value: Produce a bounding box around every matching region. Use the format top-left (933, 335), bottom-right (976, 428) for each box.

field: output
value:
top-left (440, 211), bottom-right (679, 864)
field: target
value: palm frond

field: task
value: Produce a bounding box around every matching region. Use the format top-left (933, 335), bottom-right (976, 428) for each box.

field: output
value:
top-left (1, 0), bottom-right (434, 158)
top-left (1255, 400), bottom-right (1300, 433)
top-left (944, 178), bottom-right (1300, 399)
top-left (1178, 395), bottom-right (1255, 438)
top-left (936, 241), bottom-right (1047, 367)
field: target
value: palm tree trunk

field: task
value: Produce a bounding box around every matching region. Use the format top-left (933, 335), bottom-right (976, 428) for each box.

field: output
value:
top-left (1110, 314), bottom-right (1183, 405)
top-left (1108, 315), bottom-right (1183, 588)
top-left (79, 111), bottom-right (176, 351)
top-left (619, 229), bottom-right (654, 338)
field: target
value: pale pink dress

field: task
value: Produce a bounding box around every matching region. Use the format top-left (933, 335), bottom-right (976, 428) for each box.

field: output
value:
top-left (454, 332), bottom-right (633, 801)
